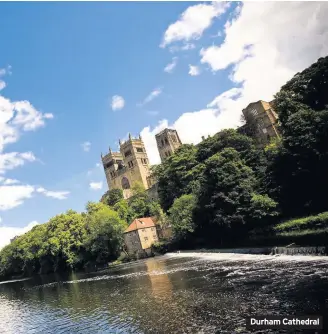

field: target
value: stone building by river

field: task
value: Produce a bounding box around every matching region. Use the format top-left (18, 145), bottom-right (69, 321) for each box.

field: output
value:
top-left (123, 217), bottom-right (159, 257)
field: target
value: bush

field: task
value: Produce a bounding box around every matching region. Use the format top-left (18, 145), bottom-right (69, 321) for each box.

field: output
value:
top-left (151, 241), bottom-right (169, 254)
top-left (274, 212), bottom-right (328, 233)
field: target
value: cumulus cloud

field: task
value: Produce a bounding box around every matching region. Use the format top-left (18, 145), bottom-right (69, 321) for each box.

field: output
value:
top-left (0, 81), bottom-right (5, 91)
top-left (3, 178), bottom-right (20, 185)
top-left (36, 187), bottom-right (70, 200)
top-left (188, 65), bottom-right (201, 76)
top-left (138, 88), bottom-right (162, 107)
top-left (0, 185), bottom-right (35, 211)
top-left (89, 181), bottom-right (103, 190)
top-left (164, 57), bottom-right (178, 73)
top-left (81, 141), bottom-right (91, 152)
top-left (140, 119), bottom-right (169, 165)
top-left (143, 2), bottom-right (328, 165)
top-left (0, 221), bottom-right (39, 250)
top-left (161, 2), bottom-right (229, 47)
top-left (111, 95), bottom-right (125, 111)
top-left (0, 96), bottom-right (53, 153)
top-left (0, 151), bottom-right (36, 174)
top-left (199, 2), bottom-right (328, 127)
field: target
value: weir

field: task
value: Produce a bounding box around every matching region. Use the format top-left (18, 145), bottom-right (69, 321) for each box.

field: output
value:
top-left (179, 246), bottom-right (328, 256)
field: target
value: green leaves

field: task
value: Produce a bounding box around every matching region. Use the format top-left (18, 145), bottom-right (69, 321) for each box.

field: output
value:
top-left (0, 203), bottom-right (127, 279)
top-left (168, 194), bottom-right (196, 240)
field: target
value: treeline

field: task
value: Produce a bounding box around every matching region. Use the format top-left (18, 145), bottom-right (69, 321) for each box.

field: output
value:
top-left (0, 184), bottom-right (164, 279)
top-left (153, 56), bottom-right (328, 248)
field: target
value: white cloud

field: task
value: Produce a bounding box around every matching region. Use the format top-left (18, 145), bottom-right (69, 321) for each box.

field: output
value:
top-left (199, 2), bottom-right (328, 127)
top-left (188, 65), bottom-right (201, 76)
top-left (164, 57), bottom-right (178, 73)
top-left (161, 2), bottom-right (229, 47)
top-left (141, 108), bottom-right (224, 165)
top-left (0, 151), bottom-right (36, 174)
top-left (3, 178), bottom-right (20, 185)
top-left (140, 119), bottom-right (169, 165)
top-left (12, 101), bottom-right (54, 131)
top-left (36, 187), bottom-right (70, 200)
top-left (0, 81), bottom-right (5, 91)
top-left (0, 185), bottom-right (35, 211)
top-left (111, 95), bottom-right (125, 111)
top-left (0, 221), bottom-right (39, 250)
top-left (89, 181), bottom-right (103, 190)
top-left (0, 95), bottom-right (53, 153)
top-left (169, 43), bottom-right (196, 53)
top-left (139, 88), bottom-right (162, 107)
top-left (95, 163), bottom-right (101, 168)
top-left (141, 2), bottom-right (328, 164)
top-left (81, 141), bottom-right (91, 152)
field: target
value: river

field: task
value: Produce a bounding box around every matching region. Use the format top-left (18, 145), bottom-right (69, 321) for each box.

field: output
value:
top-left (0, 252), bottom-right (327, 333)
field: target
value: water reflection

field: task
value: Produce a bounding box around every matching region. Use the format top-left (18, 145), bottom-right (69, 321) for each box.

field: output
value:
top-left (0, 253), bottom-right (328, 333)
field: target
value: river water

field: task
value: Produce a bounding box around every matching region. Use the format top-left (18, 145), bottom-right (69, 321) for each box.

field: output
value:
top-left (0, 252), bottom-right (327, 333)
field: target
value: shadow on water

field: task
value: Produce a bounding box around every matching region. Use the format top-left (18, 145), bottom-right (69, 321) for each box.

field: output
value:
top-left (0, 253), bottom-right (328, 333)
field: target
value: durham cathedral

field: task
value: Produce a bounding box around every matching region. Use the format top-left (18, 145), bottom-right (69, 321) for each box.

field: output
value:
top-left (101, 128), bottom-right (182, 199)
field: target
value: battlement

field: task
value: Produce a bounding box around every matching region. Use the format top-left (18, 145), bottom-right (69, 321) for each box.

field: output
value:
top-left (119, 134), bottom-right (144, 149)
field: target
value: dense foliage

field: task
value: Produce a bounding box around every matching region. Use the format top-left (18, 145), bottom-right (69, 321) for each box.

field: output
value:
top-left (0, 203), bottom-right (127, 279)
top-left (154, 56), bottom-right (328, 247)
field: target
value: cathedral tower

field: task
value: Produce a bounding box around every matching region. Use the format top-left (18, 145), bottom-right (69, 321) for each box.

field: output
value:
top-left (155, 128), bottom-right (182, 162)
top-left (102, 134), bottom-right (151, 199)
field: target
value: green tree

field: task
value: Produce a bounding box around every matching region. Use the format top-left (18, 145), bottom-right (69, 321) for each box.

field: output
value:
top-left (194, 148), bottom-right (276, 245)
top-left (153, 144), bottom-right (200, 211)
top-left (168, 194), bottom-right (196, 240)
top-left (276, 56), bottom-right (328, 113)
top-left (84, 203), bottom-right (126, 264)
top-left (101, 189), bottom-right (124, 207)
top-left (113, 199), bottom-right (129, 223)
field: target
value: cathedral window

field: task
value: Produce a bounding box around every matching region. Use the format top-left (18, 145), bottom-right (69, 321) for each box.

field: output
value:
top-left (136, 147), bottom-right (143, 153)
top-left (121, 177), bottom-right (130, 189)
top-left (165, 138), bottom-right (169, 145)
top-left (125, 150), bottom-right (132, 157)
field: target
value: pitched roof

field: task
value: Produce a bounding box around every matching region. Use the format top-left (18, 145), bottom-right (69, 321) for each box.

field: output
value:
top-left (124, 217), bottom-right (155, 233)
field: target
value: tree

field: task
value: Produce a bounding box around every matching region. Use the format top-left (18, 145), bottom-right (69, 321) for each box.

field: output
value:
top-left (196, 129), bottom-right (268, 191)
top-left (153, 144), bottom-right (200, 211)
top-left (113, 199), bottom-right (129, 223)
top-left (84, 204), bottom-right (126, 264)
top-left (100, 189), bottom-right (123, 207)
top-left (194, 148), bottom-right (276, 245)
top-left (276, 56), bottom-right (328, 112)
top-left (127, 182), bottom-right (152, 220)
top-left (168, 194), bottom-right (196, 240)
top-left (265, 108), bottom-right (328, 217)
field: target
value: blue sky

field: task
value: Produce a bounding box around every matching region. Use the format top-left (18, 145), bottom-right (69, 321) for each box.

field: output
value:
top-left (0, 1), bottom-right (327, 247)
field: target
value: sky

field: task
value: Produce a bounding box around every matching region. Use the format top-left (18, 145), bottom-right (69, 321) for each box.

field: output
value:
top-left (0, 1), bottom-right (328, 249)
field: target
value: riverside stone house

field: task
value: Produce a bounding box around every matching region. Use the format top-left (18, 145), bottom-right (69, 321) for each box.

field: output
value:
top-left (123, 217), bottom-right (159, 257)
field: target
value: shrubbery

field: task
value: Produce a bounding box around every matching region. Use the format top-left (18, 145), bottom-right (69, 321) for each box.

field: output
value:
top-left (275, 212), bottom-right (328, 233)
